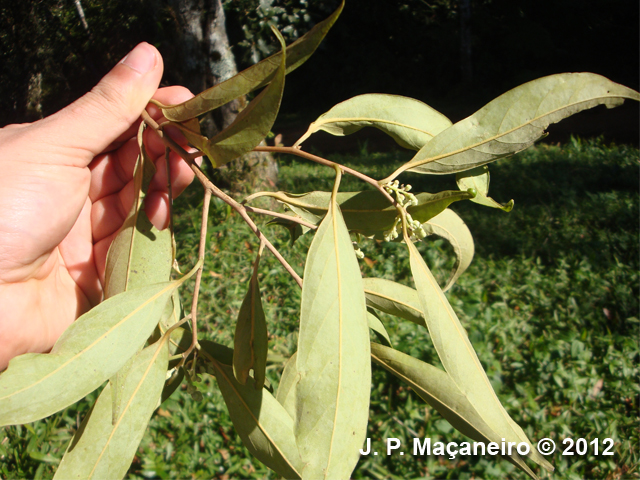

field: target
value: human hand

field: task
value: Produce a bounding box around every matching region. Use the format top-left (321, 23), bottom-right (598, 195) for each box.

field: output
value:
top-left (0, 43), bottom-right (197, 370)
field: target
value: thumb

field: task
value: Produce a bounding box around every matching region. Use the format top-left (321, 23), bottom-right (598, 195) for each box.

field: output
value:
top-left (39, 42), bottom-right (163, 163)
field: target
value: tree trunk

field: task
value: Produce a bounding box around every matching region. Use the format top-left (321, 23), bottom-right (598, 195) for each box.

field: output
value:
top-left (169, 0), bottom-right (278, 192)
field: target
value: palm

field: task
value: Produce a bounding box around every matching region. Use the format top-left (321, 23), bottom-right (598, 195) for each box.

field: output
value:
top-left (0, 87), bottom-right (195, 368)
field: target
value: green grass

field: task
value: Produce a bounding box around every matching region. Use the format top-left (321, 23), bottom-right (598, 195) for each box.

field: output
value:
top-left (1, 138), bottom-right (638, 480)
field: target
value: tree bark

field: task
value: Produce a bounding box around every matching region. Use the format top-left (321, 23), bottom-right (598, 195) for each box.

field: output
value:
top-left (169, 0), bottom-right (278, 192)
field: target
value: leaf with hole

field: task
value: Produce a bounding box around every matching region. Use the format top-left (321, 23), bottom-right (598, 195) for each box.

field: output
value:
top-left (294, 94), bottom-right (452, 150)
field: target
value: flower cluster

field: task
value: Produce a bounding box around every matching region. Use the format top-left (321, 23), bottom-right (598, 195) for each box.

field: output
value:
top-left (382, 181), bottom-right (427, 242)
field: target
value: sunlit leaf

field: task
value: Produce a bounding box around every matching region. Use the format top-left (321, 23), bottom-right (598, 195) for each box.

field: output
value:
top-left (362, 277), bottom-right (425, 327)
top-left (189, 28), bottom-right (286, 167)
top-left (104, 125), bottom-right (172, 298)
top-left (233, 249), bottom-right (268, 389)
top-left (160, 1), bottom-right (344, 122)
top-left (294, 94), bottom-right (452, 150)
top-left (203, 343), bottom-right (303, 479)
top-left (245, 189), bottom-right (474, 237)
top-left (367, 310), bottom-right (392, 346)
top-left (456, 165), bottom-right (514, 212)
top-left (370, 343), bottom-right (538, 479)
top-left (388, 73), bottom-right (640, 178)
top-left (53, 339), bottom-right (169, 480)
top-left (294, 170), bottom-right (370, 479)
top-left (423, 208), bottom-right (475, 291)
top-left (0, 278), bottom-right (186, 426)
top-left (407, 240), bottom-right (553, 472)
top-left (276, 352), bottom-right (299, 420)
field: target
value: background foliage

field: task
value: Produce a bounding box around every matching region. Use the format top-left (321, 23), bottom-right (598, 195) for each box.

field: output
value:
top-left (1, 138), bottom-right (638, 479)
top-left (2, 0), bottom-right (638, 142)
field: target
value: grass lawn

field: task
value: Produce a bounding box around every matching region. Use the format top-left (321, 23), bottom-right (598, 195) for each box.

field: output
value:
top-left (1, 138), bottom-right (638, 480)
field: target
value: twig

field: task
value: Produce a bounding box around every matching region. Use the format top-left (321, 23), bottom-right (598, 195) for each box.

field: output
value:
top-left (182, 189), bottom-right (211, 362)
top-left (254, 145), bottom-right (397, 206)
top-left (201, 170), bottom-right (303, 289)
top-left (243, 205), bottom-right (318, 230)
top-left (141, 110), bottom-right (303, 288)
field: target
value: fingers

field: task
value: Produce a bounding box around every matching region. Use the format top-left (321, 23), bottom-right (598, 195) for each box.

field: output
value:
top-left (35, 43), bottom-right (164, 166)
top-left (89, 85), bottom-right (198, 243)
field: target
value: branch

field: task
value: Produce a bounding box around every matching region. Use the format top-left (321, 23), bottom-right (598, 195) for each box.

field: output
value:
top-left (141, 111), bottom-right (303, 288)
top-left (243, 205), bottom-right (318, 230)
top-left (254, 145), bottom-right (397, 206)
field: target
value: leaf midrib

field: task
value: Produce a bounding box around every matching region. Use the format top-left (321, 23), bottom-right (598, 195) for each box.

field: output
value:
top-left (313, 116), bottom-right (438, 138)
top-left (1, 282), bottom-right (176, 401)
top-left (404, 93), bottom-right (631, 171)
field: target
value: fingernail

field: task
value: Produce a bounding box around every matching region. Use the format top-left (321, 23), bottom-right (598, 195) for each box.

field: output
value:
top-left (120, 43), bottom-right (156, 74)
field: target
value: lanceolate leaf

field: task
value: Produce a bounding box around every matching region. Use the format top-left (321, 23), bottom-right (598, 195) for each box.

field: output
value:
top-left (423, 208), bottom-right (475, 291)
top-left (198, 28), bottom-right (287, 167)
top-left (367, 310), bottom-right (392, 347)
top-left (294, 170), bottom-right (371, 479)
top-left (362, 277), bottom-right (425, 327)
top-left (246, 189), bottom-right (475, 237)
top-left (370, 343), bottom-right (538, 479)
top-left (389, 73), bottom-right (640, 178)
top-left (407, 240), bottom-right (553, 472)
top-left (294, 94), bottom-right (452, 150)
top-left (53, 339), bottom-right (169, 480)
top-left (456, 166), bottom-right (514, 212)
top-left (233, 248), bottom-right (268, 389)
top-left (0, 279), bottom-right (185, 426)
top-left (204, 344), bottom-right (303, 479)
top-left (160, 1), bottom-right (344, 122)
top-left (104, 125), bottom-right (172, 298)
top-left (276, 352), bottom-right (299, 420)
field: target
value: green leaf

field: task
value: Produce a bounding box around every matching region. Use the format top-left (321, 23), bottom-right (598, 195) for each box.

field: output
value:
top-left (407, 240), bottom-right (553, 472)
top-left (367, 310), bottom-right (392, 347)
top-left (266, 216), bottom-right (311, 245)
top-left (233, 249), bottom-right (268, 389)
top-left (456, 166), bottom-right (514, 212)
top-left (294, 169), bottom-right (371, 479)
top-left (294, 94), bottom-right (452, 150)
top-left (370, 343), bottom-right (538, 480)
top-left (160, 1), bottom-right (344, 122)
top-left (390, 73), bottom-right (640, 178)
top-left (53, 339), bottom-right (169, 480)
top-left (205, 348), bottom-right (303, 479)
top-left (190, 28), bottom-right (287, 167)
top-left (246, 189), bottom-right (474, 237)
top-left (104, 125), bottom-right (172, 298)
top-left (0, 279), bottom-right (184, 426)
top-left (276, 352), bottom-right (299, 420)
top-left (362, 277), bottom-right (425, 327)
top-left (423, 208), bottom-right (475, 291)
